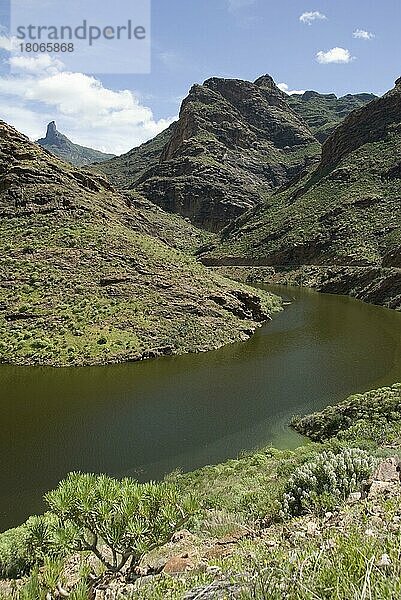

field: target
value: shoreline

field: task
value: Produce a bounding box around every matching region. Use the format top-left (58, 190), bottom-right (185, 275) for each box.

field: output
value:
top-left (208, 264), bottom-right (401, 311)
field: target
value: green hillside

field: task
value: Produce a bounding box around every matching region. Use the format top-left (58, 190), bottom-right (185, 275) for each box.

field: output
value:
top-left (0, 120), bottom-right (281, 367)
top-left (202, 79), bottom-right (401, 268)
top-left (288, 91), bottom-right (377, 142)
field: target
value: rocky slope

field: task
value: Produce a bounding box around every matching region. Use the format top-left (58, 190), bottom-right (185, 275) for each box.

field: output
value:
top-left (37, 121), bottom-right (115, 167)
top-left (202, 78), bottom-right (401, 269)
top-left (0, 119), bottom-right (281, 367)
top-left (90, 123), bottom-right (175, 188)
top-left (93, 75), bottom-right (320, 231)
top-left (287, 91), bottom-right (376, 142)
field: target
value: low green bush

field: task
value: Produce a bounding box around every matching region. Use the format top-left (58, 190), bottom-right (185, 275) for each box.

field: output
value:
top-left (291, 384), bottom-right (401, 442)
top-left (0, 524), bottom-right (33, 579)
top-left (0, 513), bottom-right (63, 580)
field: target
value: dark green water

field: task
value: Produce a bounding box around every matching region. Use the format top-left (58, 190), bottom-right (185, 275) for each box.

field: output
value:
top-left (2, 284), bottom-right (401, 531)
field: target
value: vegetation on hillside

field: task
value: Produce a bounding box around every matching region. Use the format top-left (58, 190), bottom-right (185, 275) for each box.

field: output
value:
top-left (203, 80), bottom-right (401, 268)
top-left (292, 383), bottom-right (401, 442)
top-left (0, 120), bottom-right (281, 366)
top-left (89, 124), bottom-right (175, 189)
top-left (287, 91), bottom-right (376, 142)
top-left (1, 384), bottom-right (401, 598)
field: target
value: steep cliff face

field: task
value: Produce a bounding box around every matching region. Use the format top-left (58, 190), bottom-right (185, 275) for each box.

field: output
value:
top-left (37, 122), bottom-right (115, 167)
top-left (134, 76), bottom-right (320, 231)
top-left (0, 120), bottom-right (281, 366)
top-left (92, 75), bottom-right (320, 231)
top-left (202, 79), bottom-right (401, 268)
top-left (318, 81), bottom-right (401, 173)
top-left (287, 91), bottom-right (376, 142)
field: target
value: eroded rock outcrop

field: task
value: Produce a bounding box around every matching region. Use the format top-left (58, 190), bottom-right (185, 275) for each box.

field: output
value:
top-left (93, 75), bottom-right (320, 231)
top-left (203, 78), bottom-right (401, 269)
top-left (134, 76), bottom-right (319, 231)
top-left (37, 121), bottom-right (115, 167)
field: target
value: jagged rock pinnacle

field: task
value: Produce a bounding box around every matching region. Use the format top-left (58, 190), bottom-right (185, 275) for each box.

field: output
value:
top-left (46, 121), bottom-right (58, 139)
top-left (37, 121), bottom-right (115, 166)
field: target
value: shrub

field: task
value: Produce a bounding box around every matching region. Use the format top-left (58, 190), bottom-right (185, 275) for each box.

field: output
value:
top-left (281, 448), bottom-right (374, 517)
top-left (10, 559), bottom-right (89, 600)
top-left (25, 513), bottom-right (69, 562)
top-left (0, 524), bottom-right (33, 579)
top-left (44, 472), bottom-right (198, 574)
top-left (291, 384), bottom-right (401, 442)
top-left (0, 514), bottom-right (64, 581)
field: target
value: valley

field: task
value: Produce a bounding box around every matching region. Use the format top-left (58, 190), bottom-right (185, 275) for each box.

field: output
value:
top-left (2, 66), bottom-right (401, 599)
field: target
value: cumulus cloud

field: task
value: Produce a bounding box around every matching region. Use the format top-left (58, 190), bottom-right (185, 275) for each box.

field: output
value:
top-left (9, 55), bottom-right (64, 75)
top-left (316, 47), bottom-right (354, 64)
top-left (353, 29), bottom-right (375, 40)
top-left (0, 53), bottom-right (176, 154)
top-left (278, 83), bottom-right (306, 95)
top-left (299, 11), bottom-right (327, 25)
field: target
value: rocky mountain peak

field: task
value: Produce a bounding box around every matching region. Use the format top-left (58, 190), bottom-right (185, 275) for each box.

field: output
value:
top-left (46, 120), bottom-right (58, 138)
top-left (129, 74), bottom-right (319, 231)
top-left (37, 122), bottom-right (115, 167)
top-left (254, 74), bottom-right (282, 93)
top-left (287, 89), bottom-right (378, 143)
top-left (302, 90), bottom-right (331, 101)
top-left (41, 121), bottom-right (69, 148)
top-left (319, 78), bottom-right (401, 173)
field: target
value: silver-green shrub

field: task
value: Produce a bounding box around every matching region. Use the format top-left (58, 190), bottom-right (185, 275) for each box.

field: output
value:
top-left (282, 448), bottom-right (374, 517)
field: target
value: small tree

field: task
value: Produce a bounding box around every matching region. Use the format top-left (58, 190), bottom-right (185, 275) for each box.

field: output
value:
top-left (43, 472), bottom-right (197, 574)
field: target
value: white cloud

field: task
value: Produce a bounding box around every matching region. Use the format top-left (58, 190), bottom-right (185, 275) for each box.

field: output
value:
top-left (353, 29), bottom-right (375, 40)
top-left (9, 55), bottom-right (64, 75)
top-left (0, 35), bottom-right (19, 51)
top-left (278, 83), bottom-right (306, 95)
top-left (316, 47), bottom-right (354, 64)
top-left (299, 11), bottom-right (327, 25)
top-left (0, 54), bottom-right (176, 154)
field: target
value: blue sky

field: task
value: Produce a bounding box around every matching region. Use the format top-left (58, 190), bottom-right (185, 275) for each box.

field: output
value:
top-left (128, 0), bottom-right (401, 119)
top-left (0, 0), bottom-right (400, 153)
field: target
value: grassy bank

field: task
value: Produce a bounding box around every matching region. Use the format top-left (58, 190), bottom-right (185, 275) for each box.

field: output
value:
top-left (2, 384), bottom-right (401, 598)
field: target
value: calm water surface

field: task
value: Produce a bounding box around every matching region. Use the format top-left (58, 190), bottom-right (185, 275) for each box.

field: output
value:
top-left (2, 284), bottom-right (401, 531)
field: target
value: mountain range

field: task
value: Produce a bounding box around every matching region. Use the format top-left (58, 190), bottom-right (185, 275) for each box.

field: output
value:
top-left (202, 77), bottom-right (401, 269)
top-left (92, 78), bottom-right (375, 231)
top-left (1, 72), bottom-right (399, 364)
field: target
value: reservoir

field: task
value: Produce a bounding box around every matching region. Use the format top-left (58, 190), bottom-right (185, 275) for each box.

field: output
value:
top-left (2, 284), bottom-right (401, 531)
